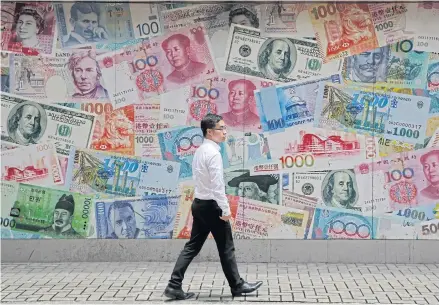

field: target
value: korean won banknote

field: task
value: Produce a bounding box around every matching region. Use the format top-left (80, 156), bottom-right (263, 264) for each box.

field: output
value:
top-left (95, 195), bottom-right (179, 239)
top-left (10, 51), bottom-right (112, 103)
top-left (1, 181), bottom-right (93, 239)
top-left (255, 74), bottom-right (342, 133)
top-left (313, 83), bottom-right (431, 145)
top-left (157, 126), bottom-right (228, 179)
top-left (1, 93), bottom-right (96, 156)
top-left (1, 141), bottom-right (63, 186)
top-left (65, 148), bottom-right (180, 197)
top-left (1, 2), bottom-right (57, 55)
top-left (223, 24), bottom-right (342, 83)
top-left (96, 25), bottom-right (217, 108)
top-left (308, 2), bottom-right (413, 63)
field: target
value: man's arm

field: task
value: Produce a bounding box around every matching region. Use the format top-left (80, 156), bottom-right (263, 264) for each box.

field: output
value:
top-left (207, 153), bottom-right (231, 216)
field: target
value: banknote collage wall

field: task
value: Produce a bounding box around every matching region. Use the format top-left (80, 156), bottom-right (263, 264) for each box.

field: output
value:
top-left (1, 2), bottom-right (439, 241)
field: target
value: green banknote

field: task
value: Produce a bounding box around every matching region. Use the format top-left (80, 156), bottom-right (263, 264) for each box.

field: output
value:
top-left (2, 182), bottom-right (93, 239)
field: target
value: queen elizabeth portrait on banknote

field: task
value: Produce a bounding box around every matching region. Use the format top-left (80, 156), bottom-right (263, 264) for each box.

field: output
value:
top-left (229, 4), bottom-right (260, 28)
top-left (6, 100), bottom-right (46, 146)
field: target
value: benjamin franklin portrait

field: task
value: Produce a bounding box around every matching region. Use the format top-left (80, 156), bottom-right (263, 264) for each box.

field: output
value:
top-left (7, 101), bottom-right (47, 145)
top-left (257, 38), bottom-right (296, 81)
top-left (321, 169), bottom-right (360, 211)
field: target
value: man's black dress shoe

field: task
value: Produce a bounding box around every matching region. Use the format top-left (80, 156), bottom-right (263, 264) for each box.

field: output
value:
top-left (164, 286), bottom-right (195, 300)
top-left (231, 281), bottom-right (263, 296)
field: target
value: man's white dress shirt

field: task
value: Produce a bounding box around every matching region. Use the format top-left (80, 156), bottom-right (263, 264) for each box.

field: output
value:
top-left (192, 138), bottom-right (230, 216)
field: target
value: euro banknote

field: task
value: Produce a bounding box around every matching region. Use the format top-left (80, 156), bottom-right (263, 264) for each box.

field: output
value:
top-left (65, 148), bottom-right (181, 197)
top-left (223, 24), bottom-right (342, 83)
top-left (313, 83), bottom-right (431, 145)
top-left (1, 141), bottom-right (63, 186)
top-left (1, 93), bottom-right (96, 156)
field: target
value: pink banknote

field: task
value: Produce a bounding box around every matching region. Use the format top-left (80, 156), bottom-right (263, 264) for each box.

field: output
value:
top-left (1, 2), bottom-right (56, 55)
top-left (355, 147), bottom-right (439, 212)
top-left (97, 25), bottom-right (217, 108)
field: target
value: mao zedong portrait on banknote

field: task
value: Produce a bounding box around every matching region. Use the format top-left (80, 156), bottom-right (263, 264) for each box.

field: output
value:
top-left (420, 150), bottom-right (439, 200)
top-left (68, 50), bottom-right (109, 100)
top-left (161, 33), bottom-right (207, 85)
top-left (7, 101), bottom-right (46, 146)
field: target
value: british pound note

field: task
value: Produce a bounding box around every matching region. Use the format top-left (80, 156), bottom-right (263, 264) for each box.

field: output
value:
top-left (342, 39), bottom-right (429, 89)
top-left (354, 147), bottom-right (439, 211)
top-left (261, 3), bottom-right (315, 38)
top-left (313, 83), bottom-right (431, 145)
top-left (1, 2), bottom-right (56, 55)
top-left (161, 3), bottom-right (262, 59)
top-left (2, 181), bottom-right (93, 239)
top-left (55, 2), bottom-right (134, 49)
top-left (65, 148), bottom-right (181, 197)
top-left (1, 52), bottom-right (10, 92)
top-left (159, 75), bottom-right (275, 132)
top-left (129, 3), bottom-right (163, 40)
top-left (157, 126), bottom-right (228, 179)
top-left (96, 25), bottom-right (217, 108)
top-left (1, 141), bottom-right (63, 186)
top-left (232, 197), bottom-right (310, 239)
top-left (264, 125), bottom-right (378, 172)
top-left (311, 207), bottom-right (378, 239)
top-left (255, 74), bottom-right (342, 133)
top-left (308, 2), bottom-right (411, 63)
top-left (224, 24), bottom-right (342, 83)
top-left (10, 51), bottom-right (111, 102)
top-left (59, 102), bottom-right (135, 155)
top-left (1, 93), bottom-right (96, 156)
top-left (95, 195), bottom-right (179, 239)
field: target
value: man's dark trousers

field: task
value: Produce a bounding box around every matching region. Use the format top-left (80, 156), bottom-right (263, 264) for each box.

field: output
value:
top-left (168, 198), bottom-right (243, 289)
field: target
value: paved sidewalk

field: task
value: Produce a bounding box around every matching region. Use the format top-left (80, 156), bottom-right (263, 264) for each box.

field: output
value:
top-left (1, 262), bottom-right (439, 304)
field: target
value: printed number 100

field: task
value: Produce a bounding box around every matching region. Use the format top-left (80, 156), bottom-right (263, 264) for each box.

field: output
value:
top-left (136, 21), bottom-right (160, 37)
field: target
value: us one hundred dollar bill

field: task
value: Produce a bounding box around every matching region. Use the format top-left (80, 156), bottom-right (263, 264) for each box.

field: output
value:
top-left (223, 24), bottom-right (342, 83)
top-left (1, 93), bottom-right (96, 156)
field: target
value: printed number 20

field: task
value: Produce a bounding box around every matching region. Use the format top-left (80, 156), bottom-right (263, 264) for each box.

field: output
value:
top-left (136, 22), bottom-right (159, 37)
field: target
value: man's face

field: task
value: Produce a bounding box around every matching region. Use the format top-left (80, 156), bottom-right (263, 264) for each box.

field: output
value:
top-left (113, 206), bottom-right (137, 238)
top-left (208, 120), bottom-right (227, 143)
top-left (72, 56), bottom-right (99, 92)
top-left (332, 172), bottom-right (353, 203)
top-left (164, 38), bottom-right (189, 69)
top-left (71, 11), bottom-right (99, 40)
top-left (16, 14), bottom-right (38, 40)
top-left (228, 82), bottom-right (250, 112)
top-left (238, 182), bottom-right (259, 199)
top-left (53, 208), bottom-right (72, 229)
top-left (353, 49), bottom-right (385, 81)
top-left (18, 105), bottom-right (40, 137)
top-left (422, 154), bottom-right (439, 185)
top-left (268, 40), bottom-right (289, 72)
top-left (231, 14), bottom-right (253, 27)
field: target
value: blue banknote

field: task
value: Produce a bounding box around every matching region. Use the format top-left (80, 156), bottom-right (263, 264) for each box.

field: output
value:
top-left (255, 74), bottom-right (342, 133)
top-left (95, 195), bottom-right (179, 239)
top-left (391, 203), bottom-right (438, 225)
top-left (157, 126), bottom-right (229, 179)
top-left (343, 40), bottom-right (429, 89)
top-left (314, 83), bottom-right (431, 145)
top-left (1, 226), bottom-right (43, 239)
top-left (66, 148), bottom-right (180, 197)
top-left (311, 207), bottom-right (377, 240)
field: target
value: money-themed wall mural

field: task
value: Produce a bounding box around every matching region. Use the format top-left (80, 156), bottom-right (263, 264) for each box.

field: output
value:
top-left (1, 2), bottom-right (439, 240)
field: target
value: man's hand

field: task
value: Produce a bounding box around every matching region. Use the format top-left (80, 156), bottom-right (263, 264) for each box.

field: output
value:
top-left (219, 215), bottom-right (231, 221)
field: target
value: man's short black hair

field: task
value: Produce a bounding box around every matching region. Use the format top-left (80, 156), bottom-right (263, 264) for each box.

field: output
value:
top-left (200, 114), bottom-right (223, 137)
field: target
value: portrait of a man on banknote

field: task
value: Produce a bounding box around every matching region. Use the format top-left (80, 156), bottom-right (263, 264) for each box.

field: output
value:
top-left (345, 46), bottom-right (390, 83)
top-left (322, 170), bottom-right (360, 211)
top-left (221, 79), bottom-right (260, 128)
top-left (161, 33), bottom-right (207, 85)
top-left (258, 38), bottom-right (296, 81)
top-left (68, 50), bottom-right (109, 99)
top-left (39, 194), bottom-right (80, 238)
top-left (420, 150), bottom-right (439, 200)
top-left (227, 170), bottom-right (279, 204)
top-left (63, 3), bottom-right (109, 47)
top-left (107, 201), bottom-right (140, 239)
top-left (229, 4), bottom-right (259, 28)
top-left (7, 101), bottom-right (46, 146)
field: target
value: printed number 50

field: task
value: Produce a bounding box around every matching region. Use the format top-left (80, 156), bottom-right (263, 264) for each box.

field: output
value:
top-left (136, 22), bottom-right (160, 37)
top-left (422, 223), bottom-right (438, 235)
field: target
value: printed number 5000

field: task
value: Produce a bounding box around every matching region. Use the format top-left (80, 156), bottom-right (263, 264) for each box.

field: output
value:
top-left (422, 223), bottom-right (439, 235)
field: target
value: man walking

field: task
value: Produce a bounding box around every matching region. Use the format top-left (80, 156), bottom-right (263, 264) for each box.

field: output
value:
top-left (164, 114), bottom-right (262, 300)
